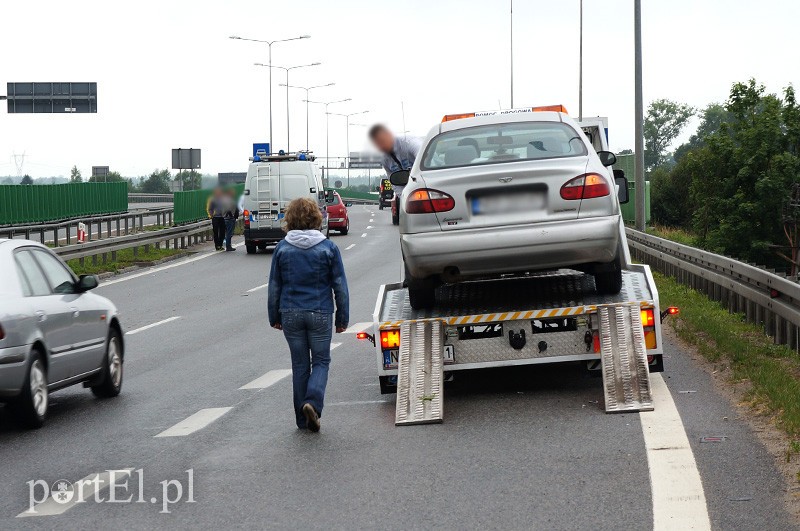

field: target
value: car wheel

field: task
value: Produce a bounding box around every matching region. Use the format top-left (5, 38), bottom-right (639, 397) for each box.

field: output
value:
top-left (258, 243), bottom-right (267, 251)
top-left (405, 263), bottom-right (437, 310)
top-left (379, 204), bottom-right (384, 210)
top-left (245, 241), bottom-right (257, 254)
top-left (594, 255), bottom-right (623, 295)
top-left (11, 350), bottom-right (48, 429)
top-left (341, 220), bottom-right (349, 235)
top-left (379, 376), bottom-right (397, 395)
top-left (91, 328), bottom-right (123, 398)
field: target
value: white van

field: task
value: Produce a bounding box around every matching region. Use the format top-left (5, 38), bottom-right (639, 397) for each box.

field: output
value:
top-left (241, 153), bottom-right (332, 254)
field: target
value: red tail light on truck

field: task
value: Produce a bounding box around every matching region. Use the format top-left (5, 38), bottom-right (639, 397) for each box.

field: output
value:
top-left (560, 173), bottom-right (611, 200)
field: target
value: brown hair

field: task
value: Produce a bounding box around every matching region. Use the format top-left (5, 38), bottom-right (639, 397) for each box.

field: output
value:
top-left (283, 197), bottom-right (323, 232)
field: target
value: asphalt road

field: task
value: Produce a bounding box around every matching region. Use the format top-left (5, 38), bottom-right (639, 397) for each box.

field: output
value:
top-left (0, 206), bottom-right (795, 530)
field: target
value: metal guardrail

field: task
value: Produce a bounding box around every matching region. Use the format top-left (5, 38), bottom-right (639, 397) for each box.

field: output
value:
top-left (0, 208), bottom-right (174, 246)
top-left (129, 193), bottom-right (173, 203)
top-left (54, 220), bottom-right (211, 265)
top-left (626, 228), bottom-right (800, 351)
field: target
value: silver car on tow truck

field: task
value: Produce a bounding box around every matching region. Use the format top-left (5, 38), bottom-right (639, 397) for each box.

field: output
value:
top-left (0, 240), bottom-right (124, 428)
top-left (391, 108), bottom-right (629, 309)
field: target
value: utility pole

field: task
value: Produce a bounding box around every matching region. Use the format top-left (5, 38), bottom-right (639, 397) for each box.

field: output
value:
top-left (579, 0), bottom-right (583, 121)
top-left (510, 0), bottom-right (514, 108)
top-left (634, 0), bottom-right (646, 231)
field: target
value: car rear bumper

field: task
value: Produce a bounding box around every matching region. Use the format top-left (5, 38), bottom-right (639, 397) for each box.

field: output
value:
top-left (328, 217), bottom-right (347, 228)
top-left (0, 344), bottom-right (30, 398)
top-left (401, 216), bottom-right (620, 278)
top-left (245, 227), bottom-right (285, 244)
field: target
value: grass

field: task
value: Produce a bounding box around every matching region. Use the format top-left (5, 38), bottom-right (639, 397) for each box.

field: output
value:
top-left (646, 224), bottom-right (699, 246)
top-left (655, 271), bottom-right (800, 450)
top-left (67, 247), bottom-right (185, 276)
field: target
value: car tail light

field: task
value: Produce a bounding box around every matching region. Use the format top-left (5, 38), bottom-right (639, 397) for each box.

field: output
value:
top-left (405, 189), bottom-right (455, 214)
top-left (243, 209), bottom-right (250, 227)
top-left (641, 308), bottom-right (657, 349)
top-left (560, 173), bottom-right (610, 200)
top-left (640, 309), bottom-right (655, 328)
top-left (0, 324), bottom-right (4, 341)
top-left (380, 329), bottom-right (400, 349)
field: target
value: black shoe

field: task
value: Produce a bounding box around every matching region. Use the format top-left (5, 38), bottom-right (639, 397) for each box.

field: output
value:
top-left (302, 403), bottom-right (320, 432)
top-left (226, 247), bottom-right (236, 252)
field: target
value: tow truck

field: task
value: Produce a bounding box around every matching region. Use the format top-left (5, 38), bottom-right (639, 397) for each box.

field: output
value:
top-left (359, 106), bottom-right (676, 425)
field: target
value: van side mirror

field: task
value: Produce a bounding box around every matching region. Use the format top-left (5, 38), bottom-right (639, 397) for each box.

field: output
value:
top-left (390, 170), bottom-right (410, 186)
top-left (325, 190), bottom-right (335, 203)
top-left (597, 150), bottom-right (617, 167)
top-left (614, 170), bottom-right (629, 204)
top-left (76, 274), bottom-right (99, 292)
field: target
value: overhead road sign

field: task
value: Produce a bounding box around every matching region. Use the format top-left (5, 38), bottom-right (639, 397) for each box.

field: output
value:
top-left (349, 151), bottom-right (382, 169)
top-left (92, 166), bottom-right (110, 178)
top-left (172, 149), bottom-right (201, 170)
top-left (6, 82), bottom-right (97, 113)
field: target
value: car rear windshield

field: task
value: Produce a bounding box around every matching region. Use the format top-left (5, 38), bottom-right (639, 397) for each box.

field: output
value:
top-left (421, 121), bottom-right (587, 170)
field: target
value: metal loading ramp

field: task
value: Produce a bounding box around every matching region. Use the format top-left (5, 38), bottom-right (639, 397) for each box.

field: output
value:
top-left (599, 304), bottom-right (654, 413)
top-left (395, 320), bottom-right (444, 425)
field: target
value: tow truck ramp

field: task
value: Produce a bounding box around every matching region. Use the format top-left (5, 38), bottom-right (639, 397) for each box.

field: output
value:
top-left (599, 304), bottom-right (653, 413)
top-left (393, 302), bottom-right (654, 425)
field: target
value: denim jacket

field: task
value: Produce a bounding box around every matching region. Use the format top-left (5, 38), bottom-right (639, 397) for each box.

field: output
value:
top-left (268, 230), bottom-right (349, 329)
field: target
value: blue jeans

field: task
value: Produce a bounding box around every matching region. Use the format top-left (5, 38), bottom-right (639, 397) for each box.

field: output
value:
top-left (224, 218), bottom-right (236, 249)
top-left (281, 311), bottom-right (333, 428)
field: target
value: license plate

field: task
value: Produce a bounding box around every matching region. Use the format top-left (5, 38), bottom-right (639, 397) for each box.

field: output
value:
top-left (444, 344), bottom-right (455, 364)
top-left (257, 212), bottom-right (277, 221)
top-left (472, 192), bottom-right (546, 215)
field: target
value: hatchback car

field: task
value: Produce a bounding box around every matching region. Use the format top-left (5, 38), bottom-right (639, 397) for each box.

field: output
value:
top-left (392, 111), bottom-right (627, 309)
top-left (327, 191), bottom-right (350, 235)
top-left (0, 240), bottom-right (124, 428)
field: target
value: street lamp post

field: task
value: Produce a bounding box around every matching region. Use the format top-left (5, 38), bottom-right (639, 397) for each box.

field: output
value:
top-left (634, 0), bottom-right (646, 231)
top-left (255, 62), bottom-right (321, 152)
top-left (305, 98), bottom-right (352, 172)
top-left (279, 82), bottom-right (334, 151)
top-left (229, 34), bottom-right (310, 154)
top-left (328, 110), bottom-right (369, 188)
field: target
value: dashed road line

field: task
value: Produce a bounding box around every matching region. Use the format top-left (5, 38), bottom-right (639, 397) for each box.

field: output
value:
top-left (155, 407), bottom-right (232, 437)
top-left (327, 400), bottom-right (391, 406)
top-left (18, 469), bottom-right (134, 517)
top-left (640, 374), bottom-right (711, 530)
top-left (240, 369), bottom-right (292, 390)
top-left (126, 316), bottom-right (181, 336)
top-left (361, 233), bottom-right (367, 238)
top-left (247, 283), bottom-right (269, 293)
top-left (367, 225), bottom-right (374, 229)
top-left (331, 342), bottom-right (342, 350)
top-left (345, 244), bottom-right (356, 250)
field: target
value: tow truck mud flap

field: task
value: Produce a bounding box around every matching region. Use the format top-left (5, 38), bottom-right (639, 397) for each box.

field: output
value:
top-left (599, 304), bottom-right (654, 413)
top-left (395, 320), bottom-right (444, 426)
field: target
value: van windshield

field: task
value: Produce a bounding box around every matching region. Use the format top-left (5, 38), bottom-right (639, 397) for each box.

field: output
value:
top-left (421, 121), bottom-right (587, 170)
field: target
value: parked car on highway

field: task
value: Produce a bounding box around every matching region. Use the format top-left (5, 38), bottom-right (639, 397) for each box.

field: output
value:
top-left (392, 107), bottom-right (628, 309)
top-left (0, 240), bottom-right (124, 428)
top-left (327, 191), bottom-right (350, 235)
top-left (241, 152), bottom-right (333, 254)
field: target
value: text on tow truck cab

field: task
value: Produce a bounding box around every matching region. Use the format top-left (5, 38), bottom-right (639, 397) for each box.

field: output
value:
top-left (441, 104), bottom-right (569, 123)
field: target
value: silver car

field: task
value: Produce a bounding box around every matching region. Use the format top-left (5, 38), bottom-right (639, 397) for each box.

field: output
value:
top-left (392, 111), bottom-right (628, 309)
top-left (0, 240), bottom-right (123, 428)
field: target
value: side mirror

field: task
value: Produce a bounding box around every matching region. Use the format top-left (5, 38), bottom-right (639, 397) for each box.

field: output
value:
top-left (345, 202), bottom-right (353, 207)
top-left (390, 170), bottom-right (410, 187)
top-left (375, 185), bottom-right (380, 192)
top-left (597, 150), bottom-right (617, 167)
top-left (76, 274), bottom-right (99, 292)
top-left (614, 171), bottom-right (629, 204)
top-left (325, 190), bottom-right (335, 203)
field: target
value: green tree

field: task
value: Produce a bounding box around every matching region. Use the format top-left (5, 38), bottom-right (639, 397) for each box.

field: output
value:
top-left (141, 169), bottom-right (171, 194)
top-left (20, 175), bottom-right (34, 185)
top-left (87, 170), bottom-right (124, 183)
top-left (673, 103), bottom-right (730, 162)
top-left (175, 170), bottom-right (201, 191)
top-left (644, 99), bottom-right (694, 171)
top-left (69, 165), bottom-right (82, 183)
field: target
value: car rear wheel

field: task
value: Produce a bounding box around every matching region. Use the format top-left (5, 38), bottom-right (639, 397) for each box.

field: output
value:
top-left (340, 220), bottom-right (349, 235)
top-left (594, 255), bottom-right (623, 295)
top-left (405, 263), bottom-right (437, 310)
top-left (245, 241), bottom-right (257, 254)
top-left (11, 350), bottom-right (48, 429)
top-left (91, 329), bottom-right (123, 398)
top-left (258, 243), bottom-right (268, 251)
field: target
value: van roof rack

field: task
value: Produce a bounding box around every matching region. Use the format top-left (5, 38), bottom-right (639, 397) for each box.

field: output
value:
top-left (250, 150), bottom-right (316, 162)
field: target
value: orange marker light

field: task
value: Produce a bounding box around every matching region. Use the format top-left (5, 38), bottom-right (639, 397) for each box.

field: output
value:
top-left (640, 309), bottom-right (655, 328)
top-left (356, 332), bottom-right (368, 340)
top-left (441, 112), bottom-right (476, 122)
top-left (380, 329), bottom-right (400, 349)
top-left (668, 307), bottom-right (679, 315)
top-left (532, 104), bottom-right (569, 113)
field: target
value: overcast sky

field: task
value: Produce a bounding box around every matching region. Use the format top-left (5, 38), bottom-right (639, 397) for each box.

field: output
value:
top-left (1, 0), bottom-right (798, 178)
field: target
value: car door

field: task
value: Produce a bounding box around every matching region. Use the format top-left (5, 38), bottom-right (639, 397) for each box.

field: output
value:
top-left (30, 249), bottom-right (107, 377)
top-left (13, 249), bottom-right (73, 384)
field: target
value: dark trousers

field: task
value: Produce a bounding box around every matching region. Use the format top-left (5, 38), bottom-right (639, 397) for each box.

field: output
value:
top-left (224, 218), bottom-right (236, 250)
top-left (211, 217), bottom-right (225, 248)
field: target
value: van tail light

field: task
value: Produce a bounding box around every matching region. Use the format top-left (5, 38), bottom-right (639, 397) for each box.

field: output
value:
top-left (560, 173), bottom-right (610, 200)
top-left (243, 209), bottom-right (250, 228)
top-left (405, 189), bottom-right (455, 214)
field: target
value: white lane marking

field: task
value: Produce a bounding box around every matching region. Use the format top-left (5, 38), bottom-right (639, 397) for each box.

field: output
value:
top-left (345, 244), bottom-right (356, 251)
top-left (155, 407), bottom-right (232, 437)
top-left (247, 283), bottom-right (269, 293)
top-left (18, 469), bottom-right (134, 517)
top-left (331, 342), bottom-right (342, 350)
top-left (125, 316), bottom-right (181, 336)
top-left (370, 219), bottom-right (374, 222)
top-left (240, 369), bottom-right (292, 390)
top-left (327, 400), bottom-right (391, 406)
top-left (343, 322), bottom-right (373, 334)
top-left (361, 233), bottom-right (367, 238)
top-left (101, 241), bottom-right (245, 286)
top-left (367, 225), bottom-right (374, 229)
top-left (640, 374), bottom-right (711, 530)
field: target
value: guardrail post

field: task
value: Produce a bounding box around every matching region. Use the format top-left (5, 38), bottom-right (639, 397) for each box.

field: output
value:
top-left (775, 316), bottom-right (785, 345)
top-left (116, 218), bottom-right (121, 237)
top-left (139, 214), bottom-right (144, 230)
top-left (92, 253), bottom-right (98, 266)
top-left (133, 246), bottom-right (137, 258)
top-left (145, 244), bottom-right (150, 254)
top-left (169, 211), bottom-right (173, 225)
top-left (174, 236), bottom-right (178, 249)
top-left (66, 223), bottom-right (71, 245)
top-left (111, 250), bottom-right (117, 262)
top-left (125, 216), bottom-right (130, 235)
top-left (181, 236), bottom-right (186, 249)
top-left (106, 220), bottom-right (111, 240)
top-left (80, 257), bottom-right (85, 267)
top-left (102, 252), bottom-right (107, 265)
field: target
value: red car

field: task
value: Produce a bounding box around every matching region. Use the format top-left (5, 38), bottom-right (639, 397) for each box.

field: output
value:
top-left (327, 191), bottom-right (350, 235)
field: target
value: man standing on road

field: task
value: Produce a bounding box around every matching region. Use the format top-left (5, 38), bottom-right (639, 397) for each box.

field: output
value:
top-left (221, 189), bottom-right (239, 252)
top-left (368, 124), bottom-right (423, 216)
top-left (207, 188), bottom-right (226, 251)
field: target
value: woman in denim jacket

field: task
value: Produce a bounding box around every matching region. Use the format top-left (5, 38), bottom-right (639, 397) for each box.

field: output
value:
top-left (268, 198), bottom-right (349, 432)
